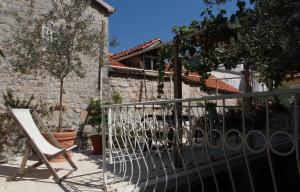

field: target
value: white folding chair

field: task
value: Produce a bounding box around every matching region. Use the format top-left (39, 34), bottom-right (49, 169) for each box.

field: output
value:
top-left (7, 108), bottom-right (77, 183)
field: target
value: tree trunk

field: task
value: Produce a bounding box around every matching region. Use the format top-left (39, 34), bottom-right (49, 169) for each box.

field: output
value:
top-left (243, 63), bottom-right (252, 112)
top-left (139, 81), bottom-right (143, 102)
top-left (58, 78), bottom-right (64, 132)
top-left (139, 57), bottom-right (147, 101)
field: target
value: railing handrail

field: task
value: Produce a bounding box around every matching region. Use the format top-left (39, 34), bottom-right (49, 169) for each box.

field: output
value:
top-left (101, 88), bottom-right (300, 108)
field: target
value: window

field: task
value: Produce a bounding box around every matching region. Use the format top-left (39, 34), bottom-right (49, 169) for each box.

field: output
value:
top-left (143, 55), bottom-right (158, 71)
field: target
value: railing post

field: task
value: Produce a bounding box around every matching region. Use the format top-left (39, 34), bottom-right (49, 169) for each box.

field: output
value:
top-left (216, 79), bottom-right (218, 95)
top-left (108, 108), bottom-right (113, 164)
top-left (102, 108), bottom-right (107, 189)
top-left (242, 98), bottom-right (255, 192)
top-left (174, 101), bottom-right (182, 167)
top-left (295, 94), bottom-right (300, 177)
top-left (266, 98), bottom-right (278, 192)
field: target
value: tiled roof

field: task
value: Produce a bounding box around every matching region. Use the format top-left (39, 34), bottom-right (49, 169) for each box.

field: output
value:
top-left (109, 57), bottom-right (240, 94)
top-left (286, 73), bottom-right (300, 80)
top-left (165, 65), bottom-right (239, 93)
top-left (184, 72), bottom-right (240, 93)
top-left (109, 56), bottom-right (127, 67)
top-left (111, 38), bottom-right (161, 60)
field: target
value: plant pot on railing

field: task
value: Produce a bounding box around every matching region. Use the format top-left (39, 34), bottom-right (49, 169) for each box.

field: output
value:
top-left (90, 135), bottom-right (103, 155)
top-left (86, 98), bottom-right (104, 155)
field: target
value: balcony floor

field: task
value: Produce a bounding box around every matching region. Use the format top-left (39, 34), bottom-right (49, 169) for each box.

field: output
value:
top-left (0, 152), bottom-right (106, 192)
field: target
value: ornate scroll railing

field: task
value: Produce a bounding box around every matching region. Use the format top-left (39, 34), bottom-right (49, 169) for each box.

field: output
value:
top-left (101, 89), bottom-right (300, 192)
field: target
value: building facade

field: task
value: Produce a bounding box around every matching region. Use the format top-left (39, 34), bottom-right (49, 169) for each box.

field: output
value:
top-left (0, 0), bottom-right (114, 128)
top-left (104, 38), bottom-right (240, 104)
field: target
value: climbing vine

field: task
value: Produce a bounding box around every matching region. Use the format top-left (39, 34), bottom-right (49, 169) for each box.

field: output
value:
top-left (157, 45), bottom-right (172, 98)
top-left (157, 0), bottom-right (300, 95)
top-left (157, 10), bottom-right (235, 95)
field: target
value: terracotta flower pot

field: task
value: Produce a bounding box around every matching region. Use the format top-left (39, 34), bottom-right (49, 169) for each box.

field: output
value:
top-left (90, 135), bottom-right (103, 155)
top-left (44, 130), bottom-right (77, 163)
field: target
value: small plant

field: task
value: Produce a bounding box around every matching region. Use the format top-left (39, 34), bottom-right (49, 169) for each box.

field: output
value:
top-left (205, 102), bottom-right (218, 120)
top-left (3, 90), bottom-right (34, 109)
top-left (2, 90), bottom-right (49, 117)
top-left (76, 123), bottom-right (89, 150)
top-left (86, 98), bottom-right (102, 135)
top-left (112, 92), bottom-right (122, 104)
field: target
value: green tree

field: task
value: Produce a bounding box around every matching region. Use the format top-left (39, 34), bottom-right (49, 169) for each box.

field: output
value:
top-left (6, 0), bottom-right (102, 131)
top-left (245, 0), bottom-right (300, 88)
top-left (158, 0), bottom-right (300, 94)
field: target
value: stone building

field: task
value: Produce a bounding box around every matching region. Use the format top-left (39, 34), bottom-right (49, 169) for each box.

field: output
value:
top-left (0, 2), bottom-right (239, 160)
top-left (0, 1), bottom-right (238, 125)
top-left (104, 38), bottom-right (239, 104)
top-left (0, 0), bottom-right (115, 128)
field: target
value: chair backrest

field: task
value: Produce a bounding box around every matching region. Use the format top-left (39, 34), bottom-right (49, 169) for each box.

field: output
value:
top-left (9, 109), bottom-right (61, 155)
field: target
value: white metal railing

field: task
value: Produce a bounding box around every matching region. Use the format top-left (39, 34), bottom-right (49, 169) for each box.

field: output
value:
top-left (101, 89), bottom-right (300, 192)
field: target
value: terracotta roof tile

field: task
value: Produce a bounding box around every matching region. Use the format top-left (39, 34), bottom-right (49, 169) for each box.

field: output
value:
top-left (109, 56), bottom-right (127, 67)
top-left (184, 73), bottom-right (240, 93)
top-left (112, 38), bottom-right (161, 60)
top-left (286, 73), bottom-right (300, 80)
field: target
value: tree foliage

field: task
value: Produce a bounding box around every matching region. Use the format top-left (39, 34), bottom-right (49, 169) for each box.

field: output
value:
top-left (246, 0), bottom-right (300, 87)
top-left (158, 0), bottom-right (300, 94)
top-left (7, 0), bottom-right (100, 79)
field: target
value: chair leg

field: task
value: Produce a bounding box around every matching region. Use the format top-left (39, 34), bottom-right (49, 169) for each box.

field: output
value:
top-left (60, 153), bottom-right (78, 180)
top-left (15, 147), bottom-right (77, 183)
top-left (7, 147), bottom-right (30, 181)
top-left (64, 153), bottom-right (78, 170)
top-left (26, 161), bottom-right (43, 170)
top-left (18, 146), bottom-right (30, 177)
top-left (43, 159), bottom-right (61, 183)
top-left (34, 150), bottom-right (61, 183)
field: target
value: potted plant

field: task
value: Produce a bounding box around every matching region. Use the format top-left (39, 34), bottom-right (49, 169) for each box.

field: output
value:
top-left (112, 92), bottom-right (123, 104)
top-left (6, 0), bottom-right (102, 159)
top-left (86, 98), bottom-right (103, 155)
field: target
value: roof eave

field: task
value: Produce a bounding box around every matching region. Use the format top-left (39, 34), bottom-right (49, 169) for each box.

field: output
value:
top-left (114, 43), bottom-right (161, 62)
top-left (91, 0), bottom-right (115, 16)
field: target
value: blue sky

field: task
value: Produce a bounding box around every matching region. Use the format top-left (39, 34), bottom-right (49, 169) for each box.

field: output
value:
top-left (106, 0), bottom-right (240, 54)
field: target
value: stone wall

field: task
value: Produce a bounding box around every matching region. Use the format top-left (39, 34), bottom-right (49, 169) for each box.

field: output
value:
top-left (0, 0), bottom-right (110, 160)
top-left (103, 72), bottom-right (206, 103)
top-left (104, 76), bottom-right (173, 103)
top-left (0, 0), bottom-right (109, 129)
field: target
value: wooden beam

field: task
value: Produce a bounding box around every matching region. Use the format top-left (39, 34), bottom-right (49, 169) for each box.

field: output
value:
top-left (172, 35), bottom-right (183, 167)
top-left (173, 36), bottom-right (182, 99)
